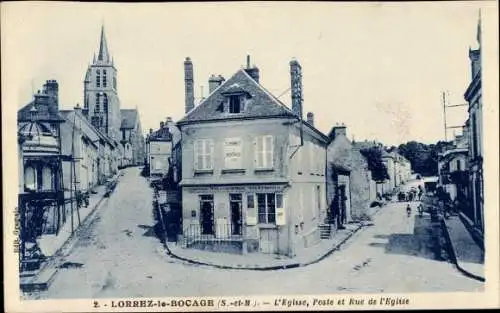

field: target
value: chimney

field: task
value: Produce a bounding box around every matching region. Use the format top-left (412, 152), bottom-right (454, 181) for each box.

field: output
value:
top-left (244, 55), bottom-right (260, 83)
top-left (74, 103), bottom-right (82, 114)
top-left (330, 123), bottom-right (347, 141)
top-left (306, 112), bottom-right (314, 126)
top-left (208, 74), bottom-right (225, 94)
top-left (43, 80), bottom-right (59, 109)
top-left (184, 57), bottom-right (195, 113)
top-left (290, 58), bottom-right (303, 119)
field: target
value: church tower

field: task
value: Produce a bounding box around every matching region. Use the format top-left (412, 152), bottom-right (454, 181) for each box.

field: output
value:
top-left (83, 25), bottom-right (121, 141)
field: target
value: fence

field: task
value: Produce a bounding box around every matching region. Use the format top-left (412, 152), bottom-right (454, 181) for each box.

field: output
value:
top-left (179, 223), bottom-right (245, 250)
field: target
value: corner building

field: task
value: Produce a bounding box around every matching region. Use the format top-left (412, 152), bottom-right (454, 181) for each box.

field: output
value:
top-left (177, 59), bottom-right (328, 257)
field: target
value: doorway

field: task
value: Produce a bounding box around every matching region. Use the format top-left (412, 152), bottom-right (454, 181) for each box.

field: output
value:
top-left (199, 195), bottom-right (214, 235)
top-left (229, 193), bottom-right (242, 235)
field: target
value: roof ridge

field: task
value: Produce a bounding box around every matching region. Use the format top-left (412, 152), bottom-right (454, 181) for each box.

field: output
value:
top-left (239, 68), bottom-right (296, 116)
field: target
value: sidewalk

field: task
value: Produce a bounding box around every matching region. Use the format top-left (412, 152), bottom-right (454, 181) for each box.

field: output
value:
top-left (165, 222), bottom-right (366, 270)
top-left (21, 182), bottom-right (111, 292)
top-left (442, 214), bottom-right (485, 282)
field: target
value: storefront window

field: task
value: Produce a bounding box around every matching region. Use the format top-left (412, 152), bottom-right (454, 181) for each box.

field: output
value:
top-left (257, 193), bottom-right (277, 224)
top-left (42, 166), bottom-right (53, 191)
top-left (25, 166), bottom-right (36, 191)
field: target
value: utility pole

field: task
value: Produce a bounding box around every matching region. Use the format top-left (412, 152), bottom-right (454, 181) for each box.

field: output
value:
top-left (442, 90), bottom-right (468, 142)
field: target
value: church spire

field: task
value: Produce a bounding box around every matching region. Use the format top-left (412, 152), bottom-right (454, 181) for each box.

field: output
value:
top-left (98, 24), bottom-right (110, 63)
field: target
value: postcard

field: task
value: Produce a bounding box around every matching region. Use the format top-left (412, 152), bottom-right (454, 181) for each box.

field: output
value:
top-left (2, 1), bottom-right (499, 311)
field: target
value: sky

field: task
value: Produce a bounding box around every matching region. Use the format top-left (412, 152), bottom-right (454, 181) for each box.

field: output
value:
top-left (2, 1), bottom-right (491, 146)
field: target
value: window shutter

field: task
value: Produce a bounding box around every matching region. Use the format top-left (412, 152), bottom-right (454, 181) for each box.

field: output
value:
top-left (266, 135), bottom-right (274, 168)
top-left (253, 137), bottom-right (258, 168)
top-left (209, 139), bottom-right (214, 169)
top-left (193, 140), bottom-right (199, 170)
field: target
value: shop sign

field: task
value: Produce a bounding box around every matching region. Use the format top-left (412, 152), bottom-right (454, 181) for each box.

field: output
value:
top-left (223, 138), bottom-right (242, 169)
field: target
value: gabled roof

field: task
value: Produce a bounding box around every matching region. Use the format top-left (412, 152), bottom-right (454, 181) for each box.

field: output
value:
top-left (148, 127), bottom-right (173, 142)
top-left (177, 69), bottom-right (297, 125)
top-left (18, 100), bottom-right (65, 123)
top-left (120, 109), bottom-right (138, 129)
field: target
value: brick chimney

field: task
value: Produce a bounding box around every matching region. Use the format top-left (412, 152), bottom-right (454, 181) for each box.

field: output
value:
top-left (290, 58), bottom-right (303, 119)
top-left (43, 80), bottom-right (59, 109)
top-left (329, 123), bottom-right (347, 141)
top-left (208, 74), bottom-right (225, 94)
top-left (244, 55), bottom-right (260, 83)
top-left (306, 112), bottom-right (314, 126)
top-left (184, 57), bottom-right (194, 113)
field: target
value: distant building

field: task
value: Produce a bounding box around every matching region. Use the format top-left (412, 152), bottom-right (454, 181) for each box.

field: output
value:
top-left (464, 15), bottom-right (484, 234)
top-left (176, 57), bottom-right (329, 257)
top-left (83, 25), bottom-right (145, 168)
top-left (120, 108), bottom-right (145, 166)
top-left (326, 125), bottom-right (376, 230)
top-left (146, 118), bottom-right (181, 179)
top-left (437, 127), bottom-right (469, 203)
top-left (60, 105), bottom-right (119, 195)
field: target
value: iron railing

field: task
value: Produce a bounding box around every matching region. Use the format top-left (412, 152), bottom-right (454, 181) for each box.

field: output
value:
top-left (179, 223), bottom-right (245, 248)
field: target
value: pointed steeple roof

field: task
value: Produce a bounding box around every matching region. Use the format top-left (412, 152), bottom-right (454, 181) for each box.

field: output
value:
top-left (97, 25), bottom-right (110, 63)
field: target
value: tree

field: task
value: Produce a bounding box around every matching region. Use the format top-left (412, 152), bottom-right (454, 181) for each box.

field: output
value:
top-left (359, 147), bottom-right (390, 182)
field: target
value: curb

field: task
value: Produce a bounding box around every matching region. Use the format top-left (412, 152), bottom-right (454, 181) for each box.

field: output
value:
top-left (440, 218), bottom-right (485, 283)
top-left (157, 200), bottom-right (365, 271)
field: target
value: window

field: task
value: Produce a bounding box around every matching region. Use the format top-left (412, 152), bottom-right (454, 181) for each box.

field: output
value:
top-left (194, 139), bottom-right (214, 171)
top-left (103, 94), bottom-right (108, 112)
top-left (247, 194), bottom-right (255, 209)
top-left (103, 69), bottom-right (107, 87)
top-left (42, 166), bottom-right (53, 191)
top-left (95, 94), bottom-right (100, 112)
top-left (24, 166), bottom-right (36, 191)
top-left (254, 135), bottom-right (274, 169)
top-left (229, 95), bottom-right (241, 113)
top-left (257, 193), bottom-right (278, 224)
top-left (456, 159), bottom-right (462, 171)
top-left (96, 70), bottom-right (101, 88)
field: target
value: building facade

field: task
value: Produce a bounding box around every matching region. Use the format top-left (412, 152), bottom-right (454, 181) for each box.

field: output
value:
top-left (177, 57), bottom-right (328, 256)
top-left (464, 16), bottom-right (484, 234)
top-left (120, 108), bottom-right (145, 167)
top-left (17, 81), bottom-right (66, 268)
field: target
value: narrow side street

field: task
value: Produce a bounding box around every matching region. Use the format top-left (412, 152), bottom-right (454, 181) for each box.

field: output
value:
top-left (28, 167), bottom-right (483, 299)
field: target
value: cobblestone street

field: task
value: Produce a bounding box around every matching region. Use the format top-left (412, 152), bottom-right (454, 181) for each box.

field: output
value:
top-left (23, 167), bottom-right (483, 300)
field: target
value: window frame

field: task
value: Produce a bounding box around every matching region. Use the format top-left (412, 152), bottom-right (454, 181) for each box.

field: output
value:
top-left (254, 135), bottom-right (274, 169)
top-left (228, 95), bottom-right (242, 114)
top-left (194, 139), bottom-right (214, 171)
top-left (256, 193), bottom-right (283, 225)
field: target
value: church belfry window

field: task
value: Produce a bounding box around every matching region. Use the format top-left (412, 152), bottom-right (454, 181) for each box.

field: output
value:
top-left (103, 93), bottom-right (108, 112)
top-left (96, 69), bottom-right (101, 88)
top-left (95, 94), bottom-right (100, 112)
top-left (103, 69), bottom-right (107, 87)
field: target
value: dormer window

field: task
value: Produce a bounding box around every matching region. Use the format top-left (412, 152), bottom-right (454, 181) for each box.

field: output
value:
top-left (229, 95), bottom-right (241, 113)
top-left (221, 83), bottom-right (251, 114)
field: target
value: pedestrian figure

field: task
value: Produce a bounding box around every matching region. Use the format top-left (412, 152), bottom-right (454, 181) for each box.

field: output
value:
top-left (408, 192), bottom-right (414, 202)
top-left (418, 203), bottom-right (424, 217)
top-left (406, 203), bottom-right (412, 217)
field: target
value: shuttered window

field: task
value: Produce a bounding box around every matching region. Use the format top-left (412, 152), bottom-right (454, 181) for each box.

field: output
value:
top-left (194, 139), bottom-right (214, 170)
top-left (254, 135), bottom-right (274, 169)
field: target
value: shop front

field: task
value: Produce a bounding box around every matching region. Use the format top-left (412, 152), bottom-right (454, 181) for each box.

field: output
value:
top-left (181, 183), bottom-right (290, 255)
